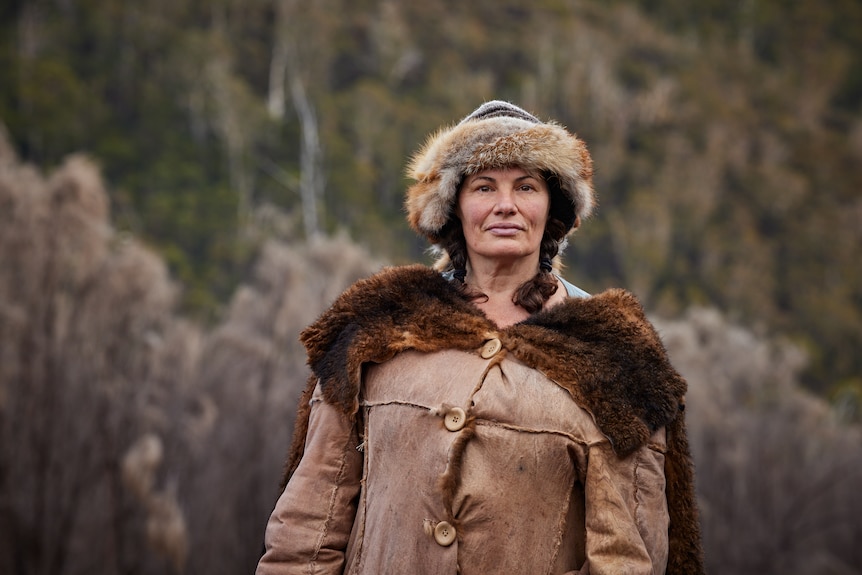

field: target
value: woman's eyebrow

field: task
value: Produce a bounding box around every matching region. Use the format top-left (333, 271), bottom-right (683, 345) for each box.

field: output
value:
top-left (469, 175), bottom-right (536, 183)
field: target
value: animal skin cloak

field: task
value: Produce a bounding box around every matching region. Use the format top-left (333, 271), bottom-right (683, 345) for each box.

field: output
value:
top-left (281, 265), bottom-right (704, 575)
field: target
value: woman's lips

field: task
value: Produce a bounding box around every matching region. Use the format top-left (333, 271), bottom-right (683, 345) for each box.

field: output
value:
top-left (485, 223), bottom-right (523, 236)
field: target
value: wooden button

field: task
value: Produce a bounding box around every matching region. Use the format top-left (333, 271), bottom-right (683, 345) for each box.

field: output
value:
top-left (480, 338), bottom-right (502, 359)
top-left (434, 521), bottom-right (456, 546)
top-left (444, 407), bottom-right (467, 431)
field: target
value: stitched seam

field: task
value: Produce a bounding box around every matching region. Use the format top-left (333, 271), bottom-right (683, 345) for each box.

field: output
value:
top-left (474, 419), bottom-right (593, 448)
top-left (347, 407), bottom-right (370, 574)
top-left (360, 399), bottom-right (439, 410)
top-left (546, 473), bottom-right (575, 575)
top-left (471, 351), bottom-right (506, 395)
top-left (309, 430), bottom-right (353, 573)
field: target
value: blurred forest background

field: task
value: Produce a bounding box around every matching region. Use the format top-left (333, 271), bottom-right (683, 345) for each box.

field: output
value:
top-left (0, 0), bottom-right (860, 574)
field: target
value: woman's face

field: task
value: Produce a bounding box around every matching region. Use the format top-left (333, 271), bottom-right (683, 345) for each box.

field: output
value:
top-left (456, 166), bottom-right (550, 268)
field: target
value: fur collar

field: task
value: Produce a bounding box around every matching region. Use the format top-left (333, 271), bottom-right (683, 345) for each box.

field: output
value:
top-left (300, 264), bottom-right (686, 456)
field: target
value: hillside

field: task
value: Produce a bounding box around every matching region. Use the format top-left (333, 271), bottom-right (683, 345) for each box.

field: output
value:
top-left (1, 1), bottom-right (860, 395)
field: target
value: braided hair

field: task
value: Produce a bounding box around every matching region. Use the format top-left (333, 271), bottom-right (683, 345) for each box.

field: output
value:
top-left (439, 212), bottom-right (567, 314)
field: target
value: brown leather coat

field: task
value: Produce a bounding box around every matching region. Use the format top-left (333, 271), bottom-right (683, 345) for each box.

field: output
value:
top-left (257, 266), bottom-right (704, 575)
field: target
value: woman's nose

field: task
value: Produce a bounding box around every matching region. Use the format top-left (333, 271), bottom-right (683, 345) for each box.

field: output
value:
top-left (493, 188), bottom-right (517, 214)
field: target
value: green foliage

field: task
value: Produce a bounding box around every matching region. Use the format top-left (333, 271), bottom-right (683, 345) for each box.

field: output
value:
top-left (1, 0), bottom-right (860, 392)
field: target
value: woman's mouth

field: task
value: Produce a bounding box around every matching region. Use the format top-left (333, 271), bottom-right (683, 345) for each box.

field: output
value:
top-left (485, 223), bottom-right (524, 236)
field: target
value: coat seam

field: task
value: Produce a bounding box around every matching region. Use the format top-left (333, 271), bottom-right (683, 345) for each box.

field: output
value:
top-left (546, 474), bottom-right (576, 575)
top-left (360, 398), bottom-right (439, 411)
top-left (346, 408), bottom-right (370, 574)
top-left (474, 419), bottom-right (597, 448)
top-left (309, 428), bottom-right (354, 573)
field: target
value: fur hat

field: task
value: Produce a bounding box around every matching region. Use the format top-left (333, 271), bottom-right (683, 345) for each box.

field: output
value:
top-left (405, 100), bottom-right (595, 246)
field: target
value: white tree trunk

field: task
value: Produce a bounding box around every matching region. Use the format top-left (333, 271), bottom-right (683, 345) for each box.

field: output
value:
top-left (267, 36), bottom-right (288, 120)
top-left (289, 66), bottom-right (321, 240)
top-left (269, 0), bottom-right (322, 240)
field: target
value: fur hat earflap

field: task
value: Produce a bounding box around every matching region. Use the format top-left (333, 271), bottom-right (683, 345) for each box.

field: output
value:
top-left (405, 100), bottom-right (595, 245)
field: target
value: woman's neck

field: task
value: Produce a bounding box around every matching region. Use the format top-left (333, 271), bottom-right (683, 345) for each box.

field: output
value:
top-left (465, 256), bottom-right (537, 295)
top-left (465, 257), bottom-right (540, 328)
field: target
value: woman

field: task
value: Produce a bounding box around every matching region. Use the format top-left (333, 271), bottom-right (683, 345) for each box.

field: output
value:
top-left (256, 101), bottom-right (704, 575)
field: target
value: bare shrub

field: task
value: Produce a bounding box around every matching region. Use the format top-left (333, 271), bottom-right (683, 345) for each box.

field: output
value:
top-left (122, 434), bottom-right (164, 501)
top-left (0, 130), bottom-right (383, 574)
top-left (180, 236), bottom-right (383, 574)
top-left (655, 309), bottom-right (862, 574)
top-left (0, 142), bottom-right (201, 574)
top-left (145, 490), bottom-right (188, 573)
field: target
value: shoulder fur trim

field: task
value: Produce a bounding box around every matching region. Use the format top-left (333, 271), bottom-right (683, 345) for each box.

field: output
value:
top-left (299, 265), bottom-right (683, 455)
